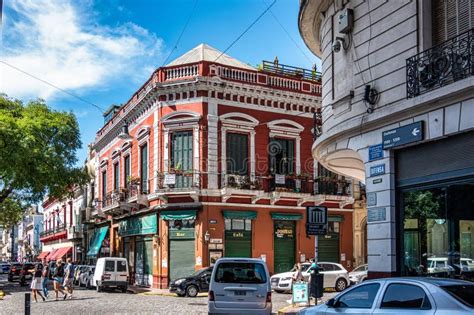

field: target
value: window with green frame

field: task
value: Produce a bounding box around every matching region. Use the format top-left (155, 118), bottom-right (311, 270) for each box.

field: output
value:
top-left (140, 144), bottom-right (148, 193)
top-left (269, 138), bottom-right (295, 174)
top-left (226, 133), bottom-right (248, 175)
top-left (113, 162), bottom-right (119, 191)
top-left (171, 131), bottom-right (193, 188)
top-left (123, 155), bottom-right (130, 189)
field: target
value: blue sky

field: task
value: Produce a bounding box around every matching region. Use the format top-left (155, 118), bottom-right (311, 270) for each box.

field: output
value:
top-left (1, 0), bottom-right (320, 164)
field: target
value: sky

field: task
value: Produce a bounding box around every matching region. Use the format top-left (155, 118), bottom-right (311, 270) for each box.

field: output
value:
top-left (1, 0), bottom-right (320, 165)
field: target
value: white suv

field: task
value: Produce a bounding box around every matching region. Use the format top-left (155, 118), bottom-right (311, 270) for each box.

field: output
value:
top-left (270, 262), bottom-right (350, 293)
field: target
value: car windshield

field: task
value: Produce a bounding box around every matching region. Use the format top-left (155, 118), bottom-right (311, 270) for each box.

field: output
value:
top-left (353, 265), bottom-right (367, 272)
top-left (215, 262), bottom-right (266, 284)
top-left (441, 285), bottom-right (474, 308)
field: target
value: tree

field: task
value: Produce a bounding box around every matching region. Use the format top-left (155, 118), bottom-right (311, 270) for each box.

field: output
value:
top-left (0, 94), bottom-right (88, 227)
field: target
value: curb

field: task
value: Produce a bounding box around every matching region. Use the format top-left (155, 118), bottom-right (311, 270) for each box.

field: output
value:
top-left (277, 305), bottom-right (305, 315)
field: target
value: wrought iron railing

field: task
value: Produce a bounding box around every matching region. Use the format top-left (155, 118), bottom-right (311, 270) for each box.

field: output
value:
top-left (261, 61), bottom-right (321, 82)
top-left (269, 176), bottom-right (314, 194)
top-left (225, 174), bottom-right (264, 190)
top-left (39, 224), bottom-right (66, 238)
top-left (314, 178), bottom-right (352, 196)
top-left (406, 28), bottom-right (473, 98)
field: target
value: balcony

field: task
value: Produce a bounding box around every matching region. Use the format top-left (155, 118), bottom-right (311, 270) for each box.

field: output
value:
top-left (100, 184), bottom-right (149, 216)
top-left (39, 224), bottom-right (66, 242)
top-left (261, 60), bottom-right (321, 82)
top-left (406, 29), bottom-right (473, 98)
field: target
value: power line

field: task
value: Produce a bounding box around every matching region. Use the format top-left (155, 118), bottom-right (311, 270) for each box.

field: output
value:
top-left (262, 0), bottom-right (315, 65)
top-left (161, 0), bottom-right (200, 67)
top-left (0, 60), bottom-right (105, 113)
top-left (215, 0), bottom-right (277, 63)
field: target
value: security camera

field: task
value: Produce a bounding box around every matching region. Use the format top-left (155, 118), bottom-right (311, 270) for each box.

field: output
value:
top-left (332, 40), bottom-right (342, 53)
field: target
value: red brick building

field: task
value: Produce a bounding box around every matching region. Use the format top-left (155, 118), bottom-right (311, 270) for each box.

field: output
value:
top-left (91, 44), bottom-right (355, 288)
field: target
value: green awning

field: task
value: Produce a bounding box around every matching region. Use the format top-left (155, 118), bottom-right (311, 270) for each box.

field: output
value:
top-left (223, 210), bottom-right (257, 220)
top-left (161, 210), bottom-right (196, 220)
top-left (271, 212), bottom-right (303, 221)
top-left (86, 226), bottom-right (109, 258)
top-left (328, 215), bottom-right (344, 222)
top-left (118, 214), bottom-right (158, 236)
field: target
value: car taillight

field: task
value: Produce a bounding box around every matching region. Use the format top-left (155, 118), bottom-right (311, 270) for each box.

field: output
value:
top-left (266, 292), bottom-right (272, 303)
top-left (208, 290), bottom-right (215, 301)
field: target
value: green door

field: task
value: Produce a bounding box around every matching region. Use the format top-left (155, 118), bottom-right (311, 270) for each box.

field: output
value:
top-left (274, 220), bottom-right (296, 274)
top-left (169, 229), bottom-right (195, 281)
top-left (318, 232), bottom-right (340, 262)
top-left (225, 231), bottom-right (251, 257)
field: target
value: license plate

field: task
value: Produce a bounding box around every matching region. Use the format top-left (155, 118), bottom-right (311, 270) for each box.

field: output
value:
top-left (235, 291), bottom-right (246, 296)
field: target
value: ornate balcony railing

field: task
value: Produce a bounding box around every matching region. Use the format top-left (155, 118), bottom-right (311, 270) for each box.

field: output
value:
top-left (314, 178), bottom-right (352, 196)
top-left (407, 28), bottom-right (473, 98)
top-left (269, 176), bottom-right (314, 194)
top-left (39, 224), bottom-right (66, 238)
top-left (225, 174), bottom-right (264, 191)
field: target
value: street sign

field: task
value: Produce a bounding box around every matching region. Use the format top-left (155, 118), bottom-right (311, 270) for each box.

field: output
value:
top-left (368, 207), bottom-right (387, 222)
top-left (368, 144), bottom-right (383, 161)
top-left (367, 192), bottom-right (377, 207)
top-left (382, 121), bottom-right (424, 149)
top-left (306, 206), bottom-right (328, 236)
top-left (373, 178), bottom-right (383, 184)
top-left (370, 164), bottom-right (385, 177)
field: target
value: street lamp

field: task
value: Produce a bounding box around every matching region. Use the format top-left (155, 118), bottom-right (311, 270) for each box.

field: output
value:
top-left (118, 123), bottom-right (132, 140)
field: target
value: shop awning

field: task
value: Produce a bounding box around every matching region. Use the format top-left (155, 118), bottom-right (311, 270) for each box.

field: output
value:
top-left (329, 215), bottom-right (344, 222)
top-left (47, 249), bottom-right (59, 261)
top-left (37, 251), bottom-right (50, 260)
top-left (271, 212), bottom-right (303, 220)
top-left (222, 210), bottom-right (257, 220)
top-left (87, 226), bottom-right (109, 258)
top-left (48, 247), bottom-right (72, 261)
top-left (161, 210), bottom-right (196, 221)
top-left (118, 214), bottom-right (157, 236)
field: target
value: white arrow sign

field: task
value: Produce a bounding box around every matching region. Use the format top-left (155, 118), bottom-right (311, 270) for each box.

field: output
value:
top-left (411, 127), bottom-right (420, 136)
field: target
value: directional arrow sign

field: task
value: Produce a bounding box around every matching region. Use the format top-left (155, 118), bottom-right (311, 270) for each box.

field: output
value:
top-left (382, 121), bottom-right (424, 149)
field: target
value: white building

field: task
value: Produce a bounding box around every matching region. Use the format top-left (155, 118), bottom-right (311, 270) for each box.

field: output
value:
top-left (299, 0), bottom-right (474, 278)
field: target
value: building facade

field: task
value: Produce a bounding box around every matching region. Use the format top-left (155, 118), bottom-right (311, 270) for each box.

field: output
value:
top-left (92, 44), bottom-right (360, 288)
top-left (16, 207), bottom-right (43, 262)
top-left (299, 0), bottom-right (474, 279)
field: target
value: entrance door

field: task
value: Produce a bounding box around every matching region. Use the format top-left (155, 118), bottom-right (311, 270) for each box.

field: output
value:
top-left (225, 231), bottom-right (251, 257)
top-left (318, 233), bottom-right (340, 263)
top-left (274, 220), bottom-right (296, 273)
top-left (169, 229), bottom-right (195, 281)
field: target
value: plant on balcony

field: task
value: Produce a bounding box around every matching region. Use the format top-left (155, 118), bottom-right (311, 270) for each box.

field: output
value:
top-left (128, 176), bottom-right (141, 186)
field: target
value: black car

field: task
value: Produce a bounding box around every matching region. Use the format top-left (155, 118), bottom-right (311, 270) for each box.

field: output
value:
top-left (19, 263), bottom-right (36, 286)
top-left (169, 267), bottom-right (213, 297)
top-left (7, 263), bottom-right (23, 282)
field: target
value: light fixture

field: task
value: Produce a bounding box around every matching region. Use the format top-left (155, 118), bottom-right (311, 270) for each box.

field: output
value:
top-left (435, 219), bottom-right (446, 225)
top-left (118, 123), bottom-right (132, 140)
top-left (204, 230), bottom-right (210, 243)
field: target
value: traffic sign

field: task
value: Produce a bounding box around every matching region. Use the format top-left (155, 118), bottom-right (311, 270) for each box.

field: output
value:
top-left (306, 206), bottom-right (328, 236)
top-left (382, 121), bottom-right (424, 149)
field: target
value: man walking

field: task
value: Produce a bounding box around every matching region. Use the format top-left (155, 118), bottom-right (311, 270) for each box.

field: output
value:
top-left (63, 257), bottom-right (75, 299)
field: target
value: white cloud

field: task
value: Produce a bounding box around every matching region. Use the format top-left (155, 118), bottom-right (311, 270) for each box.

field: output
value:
top-left (0, 0), bottom-right (163, 100)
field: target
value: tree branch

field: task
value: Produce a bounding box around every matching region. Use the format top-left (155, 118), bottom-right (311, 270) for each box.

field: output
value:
top-left (0, 187), bottom-right (13, 204)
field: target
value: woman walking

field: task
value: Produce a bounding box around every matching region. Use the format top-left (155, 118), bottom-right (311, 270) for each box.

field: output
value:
top-left (31, 264), bottom-right (46, 302)
top-left (41, 259), bottom-right (49, 298)
top-left (53, 259), bottom-right (67, 301)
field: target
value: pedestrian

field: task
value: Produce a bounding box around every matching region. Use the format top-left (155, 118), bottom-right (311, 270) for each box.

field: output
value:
top-left (53, 259), bottom-right (67, 301)
top-left (63, 257), bottom-right (75, 299)
top-left (41, 259), bottom-right (49, 298)
top-left (31, 264), bottom-right (46, 302)
top-left (292, 263), bottom-right (304, 283)
top-left (308, 259), bottom-right (321, 303)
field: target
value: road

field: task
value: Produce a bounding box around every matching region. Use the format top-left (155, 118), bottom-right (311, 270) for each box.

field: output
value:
top-left (0, 274), bottom-right (336, 315)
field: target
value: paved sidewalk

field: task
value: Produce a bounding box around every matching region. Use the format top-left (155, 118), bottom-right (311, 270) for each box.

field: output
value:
top-left (127, 285), bottom-right (207, 297)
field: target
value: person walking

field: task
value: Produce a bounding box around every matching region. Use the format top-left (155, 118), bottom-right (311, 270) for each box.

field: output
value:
top-left (63, 258), bottom-right (75, 299)
top-left (30, 264), bottom-right (46, 302)
top-left (53, 259), bottom-right (67, 301)
top-left (41, 259), bottom-right (49, 298)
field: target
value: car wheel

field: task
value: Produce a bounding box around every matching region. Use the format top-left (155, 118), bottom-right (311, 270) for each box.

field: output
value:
top-left (335, 278), bottom-right (347, 292)
top-left (186, 285), bottom-right (199, 297)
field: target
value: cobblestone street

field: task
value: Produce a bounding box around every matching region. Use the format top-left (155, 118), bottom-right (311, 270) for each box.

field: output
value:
top-left (0, 275), bottom-right (337, 315)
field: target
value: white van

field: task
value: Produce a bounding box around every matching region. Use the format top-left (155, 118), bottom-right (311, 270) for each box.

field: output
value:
top-left (208, 258), bottom-right (272, 315)
top-left (93, 257), bottom-right (129, 293)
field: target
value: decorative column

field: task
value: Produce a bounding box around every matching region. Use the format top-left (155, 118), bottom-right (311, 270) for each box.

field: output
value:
top-left (250, 130), bottom-right (256, 181)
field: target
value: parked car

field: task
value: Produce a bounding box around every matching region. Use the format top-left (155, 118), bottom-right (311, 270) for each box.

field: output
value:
top-left (349, 264), bottom-right (368, 285)
top-left (209, 258), bottom-right (272, 315)
top-left (169, 266), bottom-right (213, 297)
top-left (270, 262), bottom-right (350, 293)
top-left (299, 277), bottom-right (474, 314)
top-left (93, 257), bottom-right (128, 293)
top-left (19, 262), bottom-right (36, 286)
top-left (79, 266), bottom-right (95, 289)
top-left (8, 262), bottom-right (25, 282)
top-left (427, 257), bottom-right (455, 277)
top-left (0, 262), bottom-right (11, 274)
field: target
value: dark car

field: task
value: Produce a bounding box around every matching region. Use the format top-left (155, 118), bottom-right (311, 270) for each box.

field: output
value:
top-left (19, 263), bottom-right (36, 286)
top-left (169, 267), bottom-right (213, 297)
top-left (7, 263), bottom-right (23, 282)
top-left (1, 262), bottom-right (11, 274)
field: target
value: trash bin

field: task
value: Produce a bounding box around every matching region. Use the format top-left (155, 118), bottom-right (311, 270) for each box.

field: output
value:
top-left (310, 273), bottom-right (324, 299)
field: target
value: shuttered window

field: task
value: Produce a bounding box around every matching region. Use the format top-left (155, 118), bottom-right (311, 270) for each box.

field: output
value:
top-left (226, 133), bottom-right (249, 175)
top-left (113, 162), bottom-right (119, 191)
top-left (140, 144), bottom-right (148, 193)
top-left (171, 131), bottom-right (193, 188)
top-left (432, 0), bottom-right (473, 45)
top-left (101, 171), bottom-right (107, 199)
top-left (269, 138), bottom-right (295, 174)
top-left (123, 155), bottom-right (130, 189)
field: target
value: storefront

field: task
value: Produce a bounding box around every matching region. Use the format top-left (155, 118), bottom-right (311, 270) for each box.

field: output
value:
top-left (119, 214), bottom-right (157, 286)
top-left (223, 210), bottom-right (256, 258)
top-left (161, 210), bottom-right (196, 282)
top-left (318, 216), bottom-right (343, 263)
top-left (271, 213), bottom-right (301, 274)
top-left (397, 131), bottom-right (474, 281)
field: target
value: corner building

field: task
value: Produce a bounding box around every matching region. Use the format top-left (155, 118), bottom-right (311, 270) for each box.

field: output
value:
top-left (299, 1), bottom-right (474, 279)
top-left (93, 44), bottom-right (359, 288)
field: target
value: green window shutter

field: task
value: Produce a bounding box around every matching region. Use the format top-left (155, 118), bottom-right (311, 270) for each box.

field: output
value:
top-left (101, 171), bottom-right (107, 198)
top-left (124, 155), bottom-right (130, 189)
top-left (172, 131), bottom-right (193, 188)
top-left (113, 163), bottom-right (119, 191)
top-left (226, 133), bottom-right (248, 175)
top-left (140, 144), bottom-right (148, 193)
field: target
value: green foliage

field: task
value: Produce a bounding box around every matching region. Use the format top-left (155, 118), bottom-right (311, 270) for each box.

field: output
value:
top-left (404, 190), bottom-right (442, 219)
top-left (0, 196), bottom-right (26, 228)
top-left (0, 94), bottom-right (89, 226)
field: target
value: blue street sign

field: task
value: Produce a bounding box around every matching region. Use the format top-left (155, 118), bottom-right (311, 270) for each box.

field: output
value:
top-left (368, 144), bottom-right (384, 161)
top-left (370, 164), bottom-right (385, 177)
top-left (382, 121), bottom-right (424, 149)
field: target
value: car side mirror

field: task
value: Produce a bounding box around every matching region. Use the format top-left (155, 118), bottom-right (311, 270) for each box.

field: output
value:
top-left (327, 298), bottom-right (338, 308)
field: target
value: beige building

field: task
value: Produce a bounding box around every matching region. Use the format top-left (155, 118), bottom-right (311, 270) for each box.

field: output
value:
top-left (299, 0), bottom-right (474, 278)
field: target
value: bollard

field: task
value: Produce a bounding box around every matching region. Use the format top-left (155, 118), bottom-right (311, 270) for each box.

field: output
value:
top-left (25, 292), bottom-right (31, 315)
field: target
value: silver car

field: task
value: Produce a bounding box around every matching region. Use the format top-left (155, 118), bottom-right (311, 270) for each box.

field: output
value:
top-left (208, 258), bottom-right (272, 315)
top-left (299, 277), bottom-right (474, 314)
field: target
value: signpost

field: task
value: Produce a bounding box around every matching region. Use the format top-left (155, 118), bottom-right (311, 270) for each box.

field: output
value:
top-left (382, 121), bottom-right (424, 149)
top-left (306, 206), bottom-right (328, 263)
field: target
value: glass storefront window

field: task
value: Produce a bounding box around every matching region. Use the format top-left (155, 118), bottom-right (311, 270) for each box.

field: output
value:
top-left (402, 183), bottom-right (474, 281)
top-left (224, 218), bottom-right (252, 231)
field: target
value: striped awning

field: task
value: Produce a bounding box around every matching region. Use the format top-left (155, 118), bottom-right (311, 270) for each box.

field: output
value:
top-left (37, 251), bottom-right (50, 260)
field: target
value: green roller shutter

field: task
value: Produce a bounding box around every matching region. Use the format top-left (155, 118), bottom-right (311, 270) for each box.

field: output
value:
top-left (274, 220), bottom-right (296, 274)
top-left (169, 229), bottom-right (195, 281)
top-left (318, 233), bottom-right (339, 263)
top-left (225, 231), bottom-right (251, 258)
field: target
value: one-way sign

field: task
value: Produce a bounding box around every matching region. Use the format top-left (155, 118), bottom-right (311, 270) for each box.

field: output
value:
top-left (382, 121), bottom-right (424, 149)
top-left (306, 206), bottom-right (328, 236)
